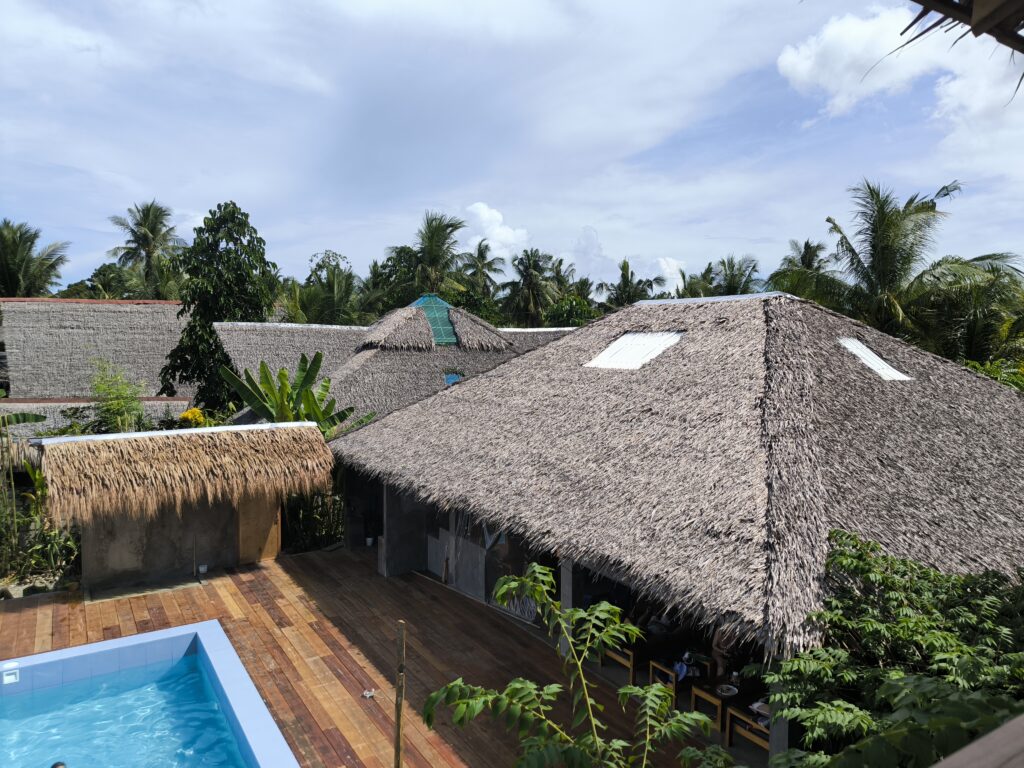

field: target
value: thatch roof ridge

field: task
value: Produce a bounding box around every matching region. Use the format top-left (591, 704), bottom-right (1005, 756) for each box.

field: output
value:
top-left (360, 307), bottom-right (435, 351)
top-left (448, 308), bottom-right (513, 351)
top-left (40, 422), bottom-right (333, 523)
top-left (334, 294), bottom-right (1024, 654)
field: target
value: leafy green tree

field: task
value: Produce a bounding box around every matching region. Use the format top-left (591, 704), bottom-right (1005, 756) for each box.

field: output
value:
top-left (90, 360), bottom-right (150, 433)
top-left (763, 531), bottom-right (1024, 767)
top-left (220, 352), bottom-right (369, 438)
top-left (545, 293), bottom-right (600, 327)
top-left (461, 239), bottom-right (505, 300)
top-left (282, 252), bottom-right (371, 325)
top-left (571, 276), bottom-right (597, 303)
top-left (501, 248), bottom-right (559, 326)
top-left (424, 562), bottom-right (729, 767)
top-left (159, 201), bottom-right (277, 410)
top-left (0, 219), bottom-right (69, 297)
top-left (108, 200), bottom-right (185, 298)
top-left (597, 259), bottom-right (666, 308)
top-left (767, 240), bottom-right (847, 308)
top-left (675, 264), bottom-right (716, 299)
top-left (967, 359), bottom-right (1024, 392)
top-left (711, 255), bottom-right (761, 296)
top-left (383, 211), bottom-right (468, 302)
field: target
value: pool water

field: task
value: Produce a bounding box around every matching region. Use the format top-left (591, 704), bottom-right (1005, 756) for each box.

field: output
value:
top-left (0, 654), bottom-right (248, 768)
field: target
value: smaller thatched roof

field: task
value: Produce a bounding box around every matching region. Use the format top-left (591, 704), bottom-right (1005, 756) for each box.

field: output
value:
top-left (360, 307), bottom-right (436, 351)
top-left (35, 422), bottom-right (333, 523)
top-left (450, 308), bottom-right (513, 351)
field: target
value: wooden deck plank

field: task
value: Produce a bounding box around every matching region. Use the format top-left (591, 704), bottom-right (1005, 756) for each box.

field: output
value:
top-left (0, 549), bottom-right (686, 768)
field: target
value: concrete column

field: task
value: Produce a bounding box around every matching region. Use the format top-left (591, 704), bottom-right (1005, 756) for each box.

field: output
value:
top-left (559, 557), bottom-right (573, 655)
top-left (768, 709), bottom-right (789, 756)
top-left (378, 482), bottom-right (388, 577)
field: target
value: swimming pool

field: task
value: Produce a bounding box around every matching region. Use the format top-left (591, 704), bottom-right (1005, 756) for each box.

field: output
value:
top-left (0, 620), bottom-right (298, 768)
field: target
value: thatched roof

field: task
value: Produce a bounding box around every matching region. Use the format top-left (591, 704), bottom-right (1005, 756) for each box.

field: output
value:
top-left (449, 308), bottom-right (513, 352)
top-left (0, 298), bottom-right (189, 399)
top-left (36, 422), bottom-right (333, 523)
top-left (334, 293), bottom-right (1024, 654)
top-left (214, 321), bottom-right (367, 380)
top-left (908, 1), bottom-right (1024, 54)
top-left (360, 307), bottom-right (436, 351)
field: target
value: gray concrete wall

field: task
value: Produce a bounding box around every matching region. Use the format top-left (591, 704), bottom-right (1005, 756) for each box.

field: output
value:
top-left (80, 499), bottom-right (239, 590)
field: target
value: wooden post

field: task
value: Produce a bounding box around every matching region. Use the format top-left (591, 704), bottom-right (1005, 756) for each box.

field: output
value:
top-left (394, 619), bottom-right (407, 768)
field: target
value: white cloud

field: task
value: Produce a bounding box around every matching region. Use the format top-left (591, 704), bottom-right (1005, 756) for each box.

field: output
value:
top-left (463, 203), bottom-right (531, 264)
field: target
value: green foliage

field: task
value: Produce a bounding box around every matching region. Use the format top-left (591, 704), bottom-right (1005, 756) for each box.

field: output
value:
top-left (597, 259), bottom-right (667, 309)
top-left (0, 218), bottom-right (69, 297)
top-left (107, 200), bottom-right (185, 298)
top-left (967, 359), bottom-right (1024, 392)
top-left (545, 293), bottom-right (600, 327)
top-left (219, 352), bottom-right (370, 438)
top-left (281, 483), bottom-right (346, 553)
top-left (159, 201), bottom-right (278, 410)
top-left (423, 562), bottom-right (728, 767)
top-left (11, 463), bottom-right (79, 581)
top-left (762, 531), bottom-right (1024, 766)
top-left (502, 249), bottom-right (560, 326)
top-left (91, 360), bottom-right (150, 433)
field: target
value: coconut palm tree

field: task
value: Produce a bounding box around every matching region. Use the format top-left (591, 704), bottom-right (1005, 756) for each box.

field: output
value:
top-left (675, 263), bottom-right (716, 298)
top-left (501, 248), bottom-right (558, 326)
top-left (0, 219), bottom-right (69, 297)
top-left (827, 180), bottom-right (963, 335)
top-left (461, 239), bottom-right (505, 299)
top-left (392, 210), bottom-right (467, 295)
top-left (711, 255), bottom-right (762, 295)
top-left (767, 240), bottom-right (847, 307)
top-left (551, 257), bottom-right (577, 296)
top-left (108, 200), bottom-right (185, 297)
top-left (597, 259), bottom-right (666, 308)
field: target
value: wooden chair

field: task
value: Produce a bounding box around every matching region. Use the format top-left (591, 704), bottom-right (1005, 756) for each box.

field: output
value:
top-left (725, 706), bottom-right (770, 752)
top-left (690, 686), bottom-right (723, 731)
top-left (599, 647), bottom-right (636, 685)
top-left (648, 660), bottom-right (677, 708)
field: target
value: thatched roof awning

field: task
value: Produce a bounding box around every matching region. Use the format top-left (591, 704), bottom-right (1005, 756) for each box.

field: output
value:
top-left (360, 307), bottom-right (436, 351)
top-left (334, 294), bottom-right (1024, 655)
top-left (36, 422), bottom-right (333, 523)
top-left (909, 1), bottom-right (1024, 54)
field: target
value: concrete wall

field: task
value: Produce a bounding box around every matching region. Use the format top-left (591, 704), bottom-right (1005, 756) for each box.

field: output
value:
top-left (0, 299), bottom-right (190, 399)
top-left (79, 495), bottom-right (279, 590)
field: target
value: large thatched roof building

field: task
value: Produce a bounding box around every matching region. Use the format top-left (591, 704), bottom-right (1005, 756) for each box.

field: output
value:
top-left (334, 293), bottom-right (1024, 654)
top-left (216, 294), bottom-right (572, 422)
top-left (0, 298), bottom-right (189, 398)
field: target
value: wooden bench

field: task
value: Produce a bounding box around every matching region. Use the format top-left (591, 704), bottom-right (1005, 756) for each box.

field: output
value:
top-left (690, 686), bottom-right (723, 731)
top-left (649, 658), bottom-right (711, 711)
top-left (725, 706), bottom-right (770, 752)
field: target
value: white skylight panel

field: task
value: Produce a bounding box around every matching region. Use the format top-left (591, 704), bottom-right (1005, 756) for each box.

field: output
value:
top-left (585, 332), bottom-right (682, 370)
top-left (838, 338), bottom-right (912, 381)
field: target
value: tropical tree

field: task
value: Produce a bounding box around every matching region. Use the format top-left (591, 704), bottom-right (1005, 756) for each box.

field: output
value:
top-left (501, 248), bottom-right (559, 326)
top-left (461, 239), bottom-right (505, 299)
top-left (711, 255), bottom-right (761, 296)
top-left (220, 352), bottom-right (369, 438)
top-left (108, 200), bottom-right (185, 297)
top-left (159, 201), bottom-right (277, 410)
top-left (675, 264), bottom-right (716, 298)
top-left (544, 293), bottom-right (599, 327)
top-left (389, 211), bottom-right (468, 296)
top-left (767, 240), bottom-right (847, 308)
top-left (424, 562), bottom-right (729, 767)
top-left (597, 258), bottom-right (666, 308)
top-left (0, 219), bottom-right (69, 297)
top-left (571, 276), bottom-right (597, 303)
top-left (551, 257), bottom-right (577, 296)
top-left (282, 252), bottom-right (371, 325)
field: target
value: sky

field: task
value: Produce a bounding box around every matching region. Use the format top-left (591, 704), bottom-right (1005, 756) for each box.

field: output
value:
top-left (2, 1), bottom-right (1022, 291)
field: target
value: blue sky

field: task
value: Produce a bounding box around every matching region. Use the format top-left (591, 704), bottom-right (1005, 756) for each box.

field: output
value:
top-left (2, 1), bottom-right (1021, 289)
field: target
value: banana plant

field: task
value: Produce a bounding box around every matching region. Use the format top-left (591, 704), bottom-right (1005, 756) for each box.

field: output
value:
top-left (219, 352), bottom-right (371, 438)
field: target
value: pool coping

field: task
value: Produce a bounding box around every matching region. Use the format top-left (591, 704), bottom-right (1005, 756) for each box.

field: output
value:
top-left (0, 619), bottom-right (298, 768)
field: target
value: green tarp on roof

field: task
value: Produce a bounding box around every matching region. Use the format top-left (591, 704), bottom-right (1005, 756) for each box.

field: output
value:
top-left (411, 294), bottom-right (457, 345)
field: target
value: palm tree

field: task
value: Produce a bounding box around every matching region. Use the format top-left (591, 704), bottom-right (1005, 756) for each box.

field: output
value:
top-left (571, 276), bottom-right (596, 303)
top-left (712, 255), bottom-right (761, 295)
top-left (108, 200), bottom-right (185, 297)
top-left (461, 239), bottom-right (505, 299)
top-left (675, 263), bottom-right (715, 298)
top-left (597, 259), bottom-right (666, 308)
top-left (551, 258), bottom-right (577, 296)
top-left (0, 219), bottom-right (69, 297)
top-left (826, 180), bottom-right (963, 335)
top-left (391, 211), bottom-right (467, 295)
top-left (767, 239), bottom-right (847, 308)
top-left (501, 248), bottom-right (558, 326)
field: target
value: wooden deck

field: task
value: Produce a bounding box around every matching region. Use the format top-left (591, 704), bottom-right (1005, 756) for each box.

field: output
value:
top-left (0, 548), bottom-right (666, 767)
